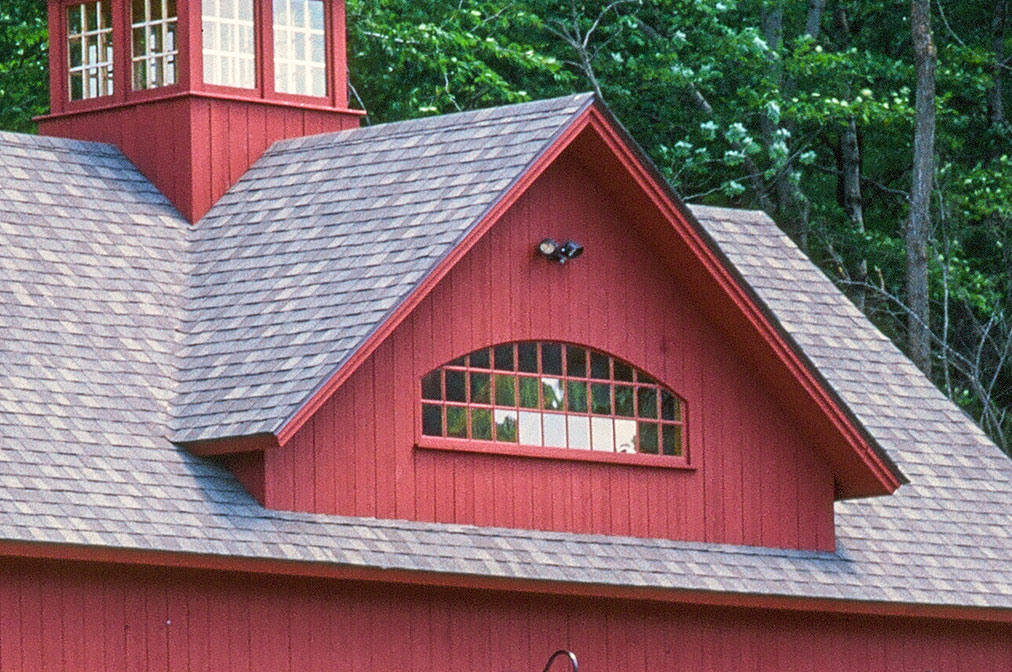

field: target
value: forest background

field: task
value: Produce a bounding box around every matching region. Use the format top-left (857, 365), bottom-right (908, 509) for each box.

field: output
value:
top-left (1, 0), bottom-right (1010, 453)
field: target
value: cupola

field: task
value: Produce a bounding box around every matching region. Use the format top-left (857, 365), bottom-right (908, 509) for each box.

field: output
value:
top-left (36, 0), bottom-right (362, 221)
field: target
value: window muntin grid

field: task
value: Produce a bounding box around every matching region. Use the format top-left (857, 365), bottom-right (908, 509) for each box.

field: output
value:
top-left (202, 0), bottom-right (256, 88)
top-left (131, 0), bottom-right (178, 90)
top-left (272, 0), bottom-right (326, 97)
top-left (421, 342), bottom-right (686, 457)
top-left (67, 1), bottom-right (114, 100)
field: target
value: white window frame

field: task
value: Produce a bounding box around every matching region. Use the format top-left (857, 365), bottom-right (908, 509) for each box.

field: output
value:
top-left (131, 0), bottom-right (179, 90)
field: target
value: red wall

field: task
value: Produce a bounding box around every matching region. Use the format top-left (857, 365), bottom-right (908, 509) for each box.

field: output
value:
top-left (38, 96), bottom-right (358, 222)
top-left (271, 150), bottom-right (837, 551)
top-left (0, 557), bottom-right (1006, 672)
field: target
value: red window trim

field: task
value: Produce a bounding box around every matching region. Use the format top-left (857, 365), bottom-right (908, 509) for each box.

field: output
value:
top-left (416, 341), bottom-right (690, 469)
top-left (416, 436), bottom-right (694, 470)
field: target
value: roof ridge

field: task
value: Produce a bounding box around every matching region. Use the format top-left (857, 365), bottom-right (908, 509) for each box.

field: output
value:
top-left (262, 92), bottom-right (594, 157)
top-left (0, 129), bottom-right (121, 154)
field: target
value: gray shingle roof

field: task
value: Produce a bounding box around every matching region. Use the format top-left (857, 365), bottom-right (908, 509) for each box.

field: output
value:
top-left (173, 93), bottom-right (594, 442)
top-left (1, 97), bottom-right (1012, 612)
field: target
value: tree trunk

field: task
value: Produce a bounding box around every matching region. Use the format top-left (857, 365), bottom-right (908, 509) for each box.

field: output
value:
top-left (989, 0), bottom-right (1007, 129)
top-left (805, 0), bottom-right (826, 39)
top-left (908, 0), bottom-right (936, 374)
top-left (760, 2), bottom-right (812, 250)
top-left (840, 116), bottom-right (868, 310)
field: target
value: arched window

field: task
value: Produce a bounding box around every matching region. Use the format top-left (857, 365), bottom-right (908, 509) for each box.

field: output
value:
top-left (420, 342), bottom-right (685, 457)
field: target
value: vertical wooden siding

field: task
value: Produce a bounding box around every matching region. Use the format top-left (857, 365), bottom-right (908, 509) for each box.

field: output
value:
top-left (37, 96), bottom-right (358, 221)
top-left (0, 558), bottom-right (1006, 672)
top-left (272, 151), bottom-right (837, 551)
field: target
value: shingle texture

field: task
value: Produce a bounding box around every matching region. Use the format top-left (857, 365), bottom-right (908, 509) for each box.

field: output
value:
top-left (1, 97), bottom-right (1011, 612)
top-left (173, 93), bottom-right (593, 441)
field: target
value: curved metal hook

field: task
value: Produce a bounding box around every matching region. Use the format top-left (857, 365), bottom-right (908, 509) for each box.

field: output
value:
top-left (542, 649), bottom-right (578, 672)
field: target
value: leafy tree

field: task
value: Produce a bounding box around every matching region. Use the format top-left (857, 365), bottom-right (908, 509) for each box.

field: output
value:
top-left (0, 0), bottom-right (47, 133)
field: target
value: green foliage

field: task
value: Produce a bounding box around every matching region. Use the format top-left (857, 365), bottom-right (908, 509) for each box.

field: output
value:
top-left (0, 0), bottom-right (48, 133)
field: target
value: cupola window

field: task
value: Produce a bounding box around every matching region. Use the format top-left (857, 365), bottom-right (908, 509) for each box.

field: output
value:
top-left (202, 0), bottom-right (256, 88)
top-left (67, 1), bottom-right (115, 100)
top-left (272, 0), bottom-right (327, 96)
top-left (421, 342), bottom-right (685, 457)
top-left (131, 0), bottom-right (179, 90)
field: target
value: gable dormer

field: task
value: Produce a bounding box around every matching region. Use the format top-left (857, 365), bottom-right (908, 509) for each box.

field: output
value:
top-left (178, 98), bottom-right (903, 553)
top-left (36, 0), bottom-right (361, 221)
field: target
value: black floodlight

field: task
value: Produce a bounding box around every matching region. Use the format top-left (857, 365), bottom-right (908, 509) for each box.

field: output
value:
top-left (538, 238), bottom-right (584, 264)
top-left (559, 241), bottom-right (584, 261)
top-left (538, 238), bottom-right (560, 258)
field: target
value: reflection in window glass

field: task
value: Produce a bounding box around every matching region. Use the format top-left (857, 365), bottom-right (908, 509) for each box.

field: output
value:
top-left (518, 410), bottom-right (542, 446)
top-left (591, 417), bottom-right (613, 452)
top-left (615, 419), bottom-right (636, 453)
top-left (542, 377), bottom-right (563, 410)
top-left (273, 0), bottom-right (326, 96)
top-left (203, 0), bottom-right (255, 88)
top-left (419, 342), bottom-right (686, 458)
top-left (67, 1), bottom-right (114, 100)
top-left (568, 416), bottom-right (590, 449)
top-left (543, 413), bottom-right (566, 448)
top-left (132, 0), bottom-right (178, 90)
top-left (495, 409), bottom-right (518, 442)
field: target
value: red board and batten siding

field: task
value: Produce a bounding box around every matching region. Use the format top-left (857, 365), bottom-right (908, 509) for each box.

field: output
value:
top-left (37, 97), bottom-right (357, 222)
top-left (38, 0), bottom-right (361, 221)
top-left (1, 556), bottom-right (1008, 672)
top-left (270, 150), bottom-right (837, 551)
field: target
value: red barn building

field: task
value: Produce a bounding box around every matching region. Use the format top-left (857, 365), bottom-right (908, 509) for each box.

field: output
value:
top-left (1, 0), bottom-right (1011, 669)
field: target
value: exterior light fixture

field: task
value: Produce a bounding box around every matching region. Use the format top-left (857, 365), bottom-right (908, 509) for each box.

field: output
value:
top-left (537, 238), bottom-right (584, 264)
top-left (538, 238), bottom-right (560, 258)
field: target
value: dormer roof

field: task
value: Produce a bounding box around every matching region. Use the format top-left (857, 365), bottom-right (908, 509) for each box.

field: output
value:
top-left (1, 96), bottom-right (1011, 617)
top-left (174, 93), bottom-right (594, 443)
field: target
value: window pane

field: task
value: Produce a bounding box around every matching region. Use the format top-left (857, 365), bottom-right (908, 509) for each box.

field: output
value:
top-left (203, 0), bottom-right (255, 88)
top-left (615, 419), bottom-right (636, 454)
top-left (567, 416), bottom-right (590, 449)
top-left (420, 342), bottom-right (686, 460)
top-left (67, 2), bottom-right (115, 100)
top-left (422, 405), bottom-right (442, 436)
top-left (494, 344), bottom-right (514, 371)
top-left (614, 385), bottom-right (634, 417)
top-left (421, 371), bottom-right (441, 400)
top-left (131, 0), bottom-right (179, 90)
top-left (468, 348), bottom-right (490, 369)
top-left (446, 407), bottom-right (467, 438)
top-left (637, 387), bottom-right (657, 418)
top-left (470, 372), bottom-right (491, 404)
top-left (662, 425), bottom-right (682, 456)
top-left (471, 409), bottom-right (492, 440)
top-left (518, 376), bottom-right (539, 409)
top-left (591, 417), bottom-right (613, 452)
top-left (541, 343), bottom-right (562, 375)
top-left (518, 342), bottom-right (538, 372)
top-left (445, 370), bottom-right (466, 403)
top-left (591, 383), bottom-right (611, 414)
top-left (494, 374), bottom-right (515, 406)
top-left (566, 381), bottom-right (587, 413)
top-left (566, 346), bottom-right (586, 377)
top-left (494, 409), bottom-right (517, 442)
top-left (638, 422), bottom-right (659, 454)
top-left (517, 411), bottom-right (542, 446)
top-left (543, 413), bottom-right (566, 448)
top-left (541, 377), bottom-right (563, 411)
top-left (273, 0), bottom-right (326, 96)
top-left (661, 390), bottom-right (680, 421)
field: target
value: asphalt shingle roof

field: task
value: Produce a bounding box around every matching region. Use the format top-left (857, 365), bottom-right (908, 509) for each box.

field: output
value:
top-left (1, 96), bottom-right (1011, 611)
top-left (174, 93), bottom-right (593, 441)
